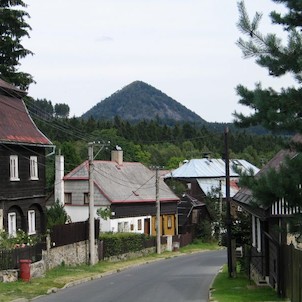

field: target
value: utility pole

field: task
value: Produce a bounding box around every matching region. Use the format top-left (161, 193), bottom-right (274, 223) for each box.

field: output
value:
top-left (88, 142), bottom-right (96, 265)
top-left (155, 167), bottom-right (161, 254)
top-left (224, 127), bottom-right (233, 278)
top-left (88, 141), bottom-right (105, 265)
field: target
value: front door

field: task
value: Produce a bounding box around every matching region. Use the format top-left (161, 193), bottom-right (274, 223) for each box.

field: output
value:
top-left (144, 218), bottom-right (150, 235)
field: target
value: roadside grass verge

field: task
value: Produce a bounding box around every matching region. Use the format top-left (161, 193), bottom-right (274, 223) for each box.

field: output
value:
top-left (210, 265), bottom-right (288, 302)
top-left (0, 241), bottom-right (219, 302)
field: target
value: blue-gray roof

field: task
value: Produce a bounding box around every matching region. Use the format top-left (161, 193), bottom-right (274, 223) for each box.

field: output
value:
top-left (164, 158), bottom-right (259, 179)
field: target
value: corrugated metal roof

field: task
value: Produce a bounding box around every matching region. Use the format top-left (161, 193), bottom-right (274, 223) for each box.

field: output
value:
top-left (64, 160), bottom-right (179, 204)
top-left (164, 158), bottom-right (259, 179)
top-left (0, 84), bottom-right (52, 145)
top-left (197, 178), bottom-right (239, 198)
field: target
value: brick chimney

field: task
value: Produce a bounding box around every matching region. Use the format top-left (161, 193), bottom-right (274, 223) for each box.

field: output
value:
top-left (111, 145), bottom-right (123, 165)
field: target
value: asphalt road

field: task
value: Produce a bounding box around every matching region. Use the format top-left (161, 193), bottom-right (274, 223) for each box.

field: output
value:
top-left (35, 250), bottom-right (226, 302)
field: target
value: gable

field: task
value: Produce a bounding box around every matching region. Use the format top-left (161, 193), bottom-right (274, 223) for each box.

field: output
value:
top-left (0, 82), bottom-right (52, 146)
top-left (64, 160), bottom-right (179, 204)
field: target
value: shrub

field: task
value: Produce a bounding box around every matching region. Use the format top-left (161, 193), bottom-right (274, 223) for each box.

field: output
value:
top-left (100, 233), bottom-right (149, 257)
top-left (0, 229), bottom-right (41, 249)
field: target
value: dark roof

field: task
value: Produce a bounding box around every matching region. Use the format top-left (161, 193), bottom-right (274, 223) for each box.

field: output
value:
top-left (0, 80), bottom-right (52, 146)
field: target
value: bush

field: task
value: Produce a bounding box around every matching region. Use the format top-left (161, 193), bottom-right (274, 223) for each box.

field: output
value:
top-left (0, 229), bottom-right (41, 249)
top-left (100, 233), bottom-right (150, 257)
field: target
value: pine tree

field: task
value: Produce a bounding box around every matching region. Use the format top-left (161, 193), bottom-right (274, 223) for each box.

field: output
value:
top-left (0, 0), bottom-right (34, 89)
top-left (235, 0), bottom-right (302, 235)
top-left (235, 1), bottom-right (302, 132)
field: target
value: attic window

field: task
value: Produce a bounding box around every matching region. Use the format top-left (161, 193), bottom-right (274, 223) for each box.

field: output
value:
top-left (132, 191), bottom-right (139, 196)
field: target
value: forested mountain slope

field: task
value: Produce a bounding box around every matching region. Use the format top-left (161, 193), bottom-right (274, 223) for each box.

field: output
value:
top-left (82, 81), bottom-right (206, 124)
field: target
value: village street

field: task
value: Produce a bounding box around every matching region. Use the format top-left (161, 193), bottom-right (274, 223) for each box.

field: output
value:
top-left (34, 250), bottom-right (226, 302)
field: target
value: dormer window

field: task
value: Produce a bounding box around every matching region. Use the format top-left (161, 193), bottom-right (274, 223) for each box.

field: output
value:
top-left (10, 155), bottom-right (20, 181)
top-left (30, 156), bottom-right (39, 180)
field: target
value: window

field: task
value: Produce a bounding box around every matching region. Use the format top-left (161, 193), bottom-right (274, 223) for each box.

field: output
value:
top-left (64, 193), bottom-right (72, 204)
top-left (124, 222), bottom-right (129, 232)
top-left (30, 156), bottom-right (38, 180)
top-left (28, 210), bottom-right (36, 234)
top-left (10, 155), bottom-right (19, 181)
top-left (84, 193), bottom-right (89, 204)
top-left (8, 213), bottom-right (16, 237)
top-left (167, 216), bottom-right (172, 229)
top-left (252, 216), bottom-right (256, 247)
top-left (257, 218), bottom-right (261, 252)
top-left (252, 215), bottom-right (262, 252)
top-left (137, 219), bottom-right (142, 231)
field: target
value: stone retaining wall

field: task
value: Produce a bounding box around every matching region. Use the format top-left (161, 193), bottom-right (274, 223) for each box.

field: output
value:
top-left (43, 240), bottom-right (97, 270)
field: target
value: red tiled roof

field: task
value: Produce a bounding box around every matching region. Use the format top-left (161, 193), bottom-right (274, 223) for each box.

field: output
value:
top-left (0, 82), bottom-right (52, 146)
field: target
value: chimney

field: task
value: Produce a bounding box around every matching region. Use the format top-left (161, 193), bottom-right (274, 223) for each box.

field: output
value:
top-left (54, 154), bottom-right (65, 205)
top-left (111, 145), bottom-right (123, 165)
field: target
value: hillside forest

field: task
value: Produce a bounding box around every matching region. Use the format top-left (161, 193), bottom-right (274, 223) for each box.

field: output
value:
top-left (25, 97), bottom-right (286, 194)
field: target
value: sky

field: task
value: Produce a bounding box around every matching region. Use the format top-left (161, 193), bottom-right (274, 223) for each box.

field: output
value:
top-left (20, 0), bottom-right (293, 123)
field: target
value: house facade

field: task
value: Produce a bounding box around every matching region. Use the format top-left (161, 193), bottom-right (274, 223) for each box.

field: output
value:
top-left (0, 79), bottom-right (54, 236)
top-left (177, 193), bottom-right (211, 235)
top-left (56, 149), bottom-right (179, 236)
top-left (233, 143), bottom-right (302, 294)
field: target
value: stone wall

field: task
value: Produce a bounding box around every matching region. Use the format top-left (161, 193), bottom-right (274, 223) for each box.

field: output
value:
top-left (31, 260), bottom-right (46, 279)
top-left (43, 240), bottom-right (98, 270)
top-left (0, 269), bottom-right (18, 282)
top-left (0, 240), bottom-right (98, 282)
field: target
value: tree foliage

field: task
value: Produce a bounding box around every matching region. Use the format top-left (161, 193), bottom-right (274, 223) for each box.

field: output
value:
top-left (0, 0), bottom-right (34, 89)
top-left (235, 1), bottom-right (302, 133)
top-left (235, 0), bottom-right (302, 236)
top-left (46, 200), bottom-right (69, 229)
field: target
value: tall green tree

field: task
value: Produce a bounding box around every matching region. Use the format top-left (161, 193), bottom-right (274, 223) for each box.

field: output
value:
top-left (235, 1), bottom-right (302, 235)
top-left (0, 0), bottom-right (34, 89)
top-left (235, 1), bottom-right (302, 133)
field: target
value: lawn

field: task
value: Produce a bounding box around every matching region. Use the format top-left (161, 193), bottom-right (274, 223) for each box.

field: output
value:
top-left (210, 265), bottom-right (288, 302)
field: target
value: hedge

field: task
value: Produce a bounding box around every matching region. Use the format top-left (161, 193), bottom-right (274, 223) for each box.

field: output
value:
top-left (100, 233), bottom-right (154, 258)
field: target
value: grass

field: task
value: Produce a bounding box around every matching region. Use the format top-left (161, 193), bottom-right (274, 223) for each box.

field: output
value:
top-left (210, 265), bottom-right (288, 302)
top-left (0, 240), bottom-right (219, 302)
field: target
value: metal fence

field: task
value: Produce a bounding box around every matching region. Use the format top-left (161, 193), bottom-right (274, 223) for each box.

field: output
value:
top-left (0, 242), bottom-right (46, 270)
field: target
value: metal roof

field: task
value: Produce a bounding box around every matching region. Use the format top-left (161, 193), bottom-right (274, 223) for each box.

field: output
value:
top-left (164, 158), bottom-right (259, 179)
top-left (197, 178), bottom-right (239, 198)
top-left (0, 81), bottom-right (52, 146)
top-left (64, 160), bottom-right (179, 204)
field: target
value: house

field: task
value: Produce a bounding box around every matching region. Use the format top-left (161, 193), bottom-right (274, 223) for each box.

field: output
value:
top-left (177, 193), bottom-right (212, 235)
top-left (233, 137), bottom-right (302, 293)
top-left (56, 148), bottom-right (179, 236)
top-left (0, 79), bottom-right (54, 236)
top-left (164, 158), bottom-right (259, 215)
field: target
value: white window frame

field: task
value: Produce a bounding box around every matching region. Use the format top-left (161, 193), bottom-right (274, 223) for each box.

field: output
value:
top-left (252, 215), bottom-right (256, 247)
top-left (30, 156), bottom-right (39, 180)
top-left (256, 218), bottom-right (262, 252)
top-left (8, 212), bottom-right (17, 237)
top-left (28, 210), bottom-right (36, 235)
top-left (10, 155), bottom-right (20, 181)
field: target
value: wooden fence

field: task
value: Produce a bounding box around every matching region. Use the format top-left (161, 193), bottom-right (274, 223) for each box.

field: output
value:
top-left (281, 244), bottom-right (302, 301)
top-left (50, 220), bottom-right (99, 247)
